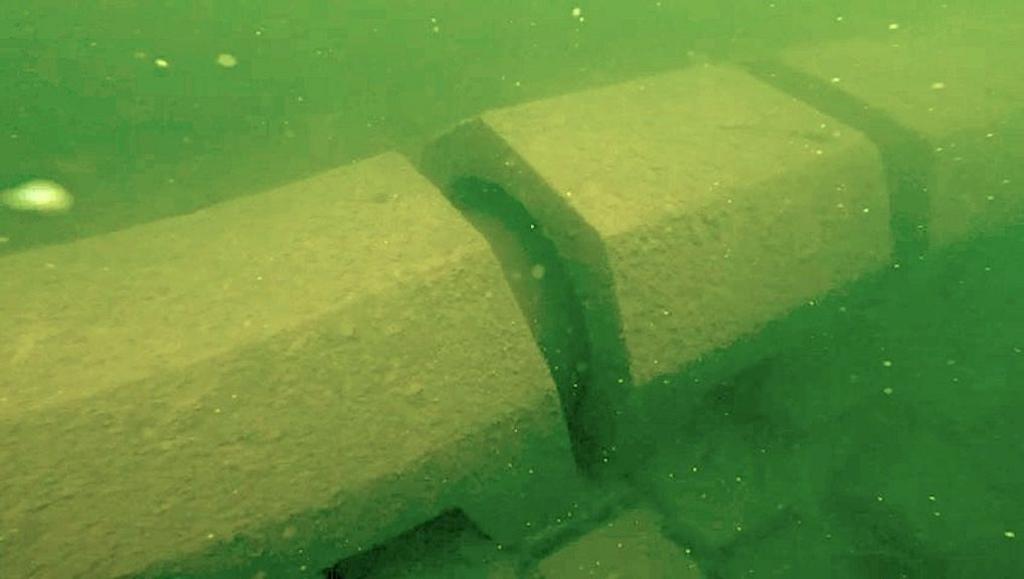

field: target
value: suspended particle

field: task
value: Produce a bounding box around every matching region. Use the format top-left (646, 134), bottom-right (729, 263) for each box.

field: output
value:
top-left (216, 53), bottom-right (238, 68)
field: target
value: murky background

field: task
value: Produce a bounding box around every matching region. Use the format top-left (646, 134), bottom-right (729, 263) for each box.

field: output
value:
top-left (2, 1), bottom-right (1021, 577)
top-left (0, 0), bottom-right (964, 253)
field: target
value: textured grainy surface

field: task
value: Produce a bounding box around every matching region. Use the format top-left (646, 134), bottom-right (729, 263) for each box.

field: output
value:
top-left (536, 508), bottom-right (702, 578)
top-left (425, 65), bottom-right (890, 394)
top-left (2, 5), bottom-right (1020, 579)
top-left (0, 153), bottom-right (576, 579)
top-left (781, 8), bottom-right (1024, 248)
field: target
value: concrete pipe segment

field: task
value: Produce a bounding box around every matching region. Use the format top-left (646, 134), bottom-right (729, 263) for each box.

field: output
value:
top-left (2, 6), bottom-right (1022, 575)
top-left (0, 153), bottom-right (582, 578)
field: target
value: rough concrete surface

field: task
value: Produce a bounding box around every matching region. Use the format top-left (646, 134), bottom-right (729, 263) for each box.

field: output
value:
top-left (0, 153), bottom-right (577, 578)
top-left (781, 7), bottom-right (1024, 249)
top-left (422, 65), bottom-right (892, 463)
top-left (537, 508), bottom-right (702, 578)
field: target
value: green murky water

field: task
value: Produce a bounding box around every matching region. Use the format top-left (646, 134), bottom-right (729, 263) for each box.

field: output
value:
top-left (0, 1), bottom-right (965, 253)
top-left (2, 2), bottom-right (1022, 577)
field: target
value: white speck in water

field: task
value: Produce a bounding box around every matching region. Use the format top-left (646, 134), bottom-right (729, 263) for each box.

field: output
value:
top-left (888, 23), bottom-right (900, 30)
top-left (530, 264), bottom-right (546, 280)
top-left (571, 7), bottom-right (582, 18)
top-left (882, 360), bottom-right (893, 367)
top-left (883, 387), bottom-right (894, 395)
top-left (1, 180), bottom-right (74, 213)
top-left (216, 53), bottom-right (238, 68)
top-left (931, 81), bottom-right (946, 90)
top-left (154, 57), bottom-right (170, 69)
top-left (1005, 530), bottom-right (1016, 539)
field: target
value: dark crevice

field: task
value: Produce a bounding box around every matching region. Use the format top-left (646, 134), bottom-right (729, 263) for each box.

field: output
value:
top-left (442, 175), bottom-right (605, 475)
top-left (417, 120), bottom-right (634, 477)
top-left (743, 59), bottom-right (935, 267)
top-left (322, 509), bottom-right (497, 579)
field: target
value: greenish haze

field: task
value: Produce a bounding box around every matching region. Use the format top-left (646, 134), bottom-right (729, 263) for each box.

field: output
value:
top-left (2, 1), bottom-right (1022, 578)
top-left (2, 0), bottom-right (958, 253)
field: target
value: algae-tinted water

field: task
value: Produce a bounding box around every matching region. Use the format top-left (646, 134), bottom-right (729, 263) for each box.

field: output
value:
top-left (2, 1), bottom-right (1022, 577)
top-left (0, 0), bottom-right (966, 253)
